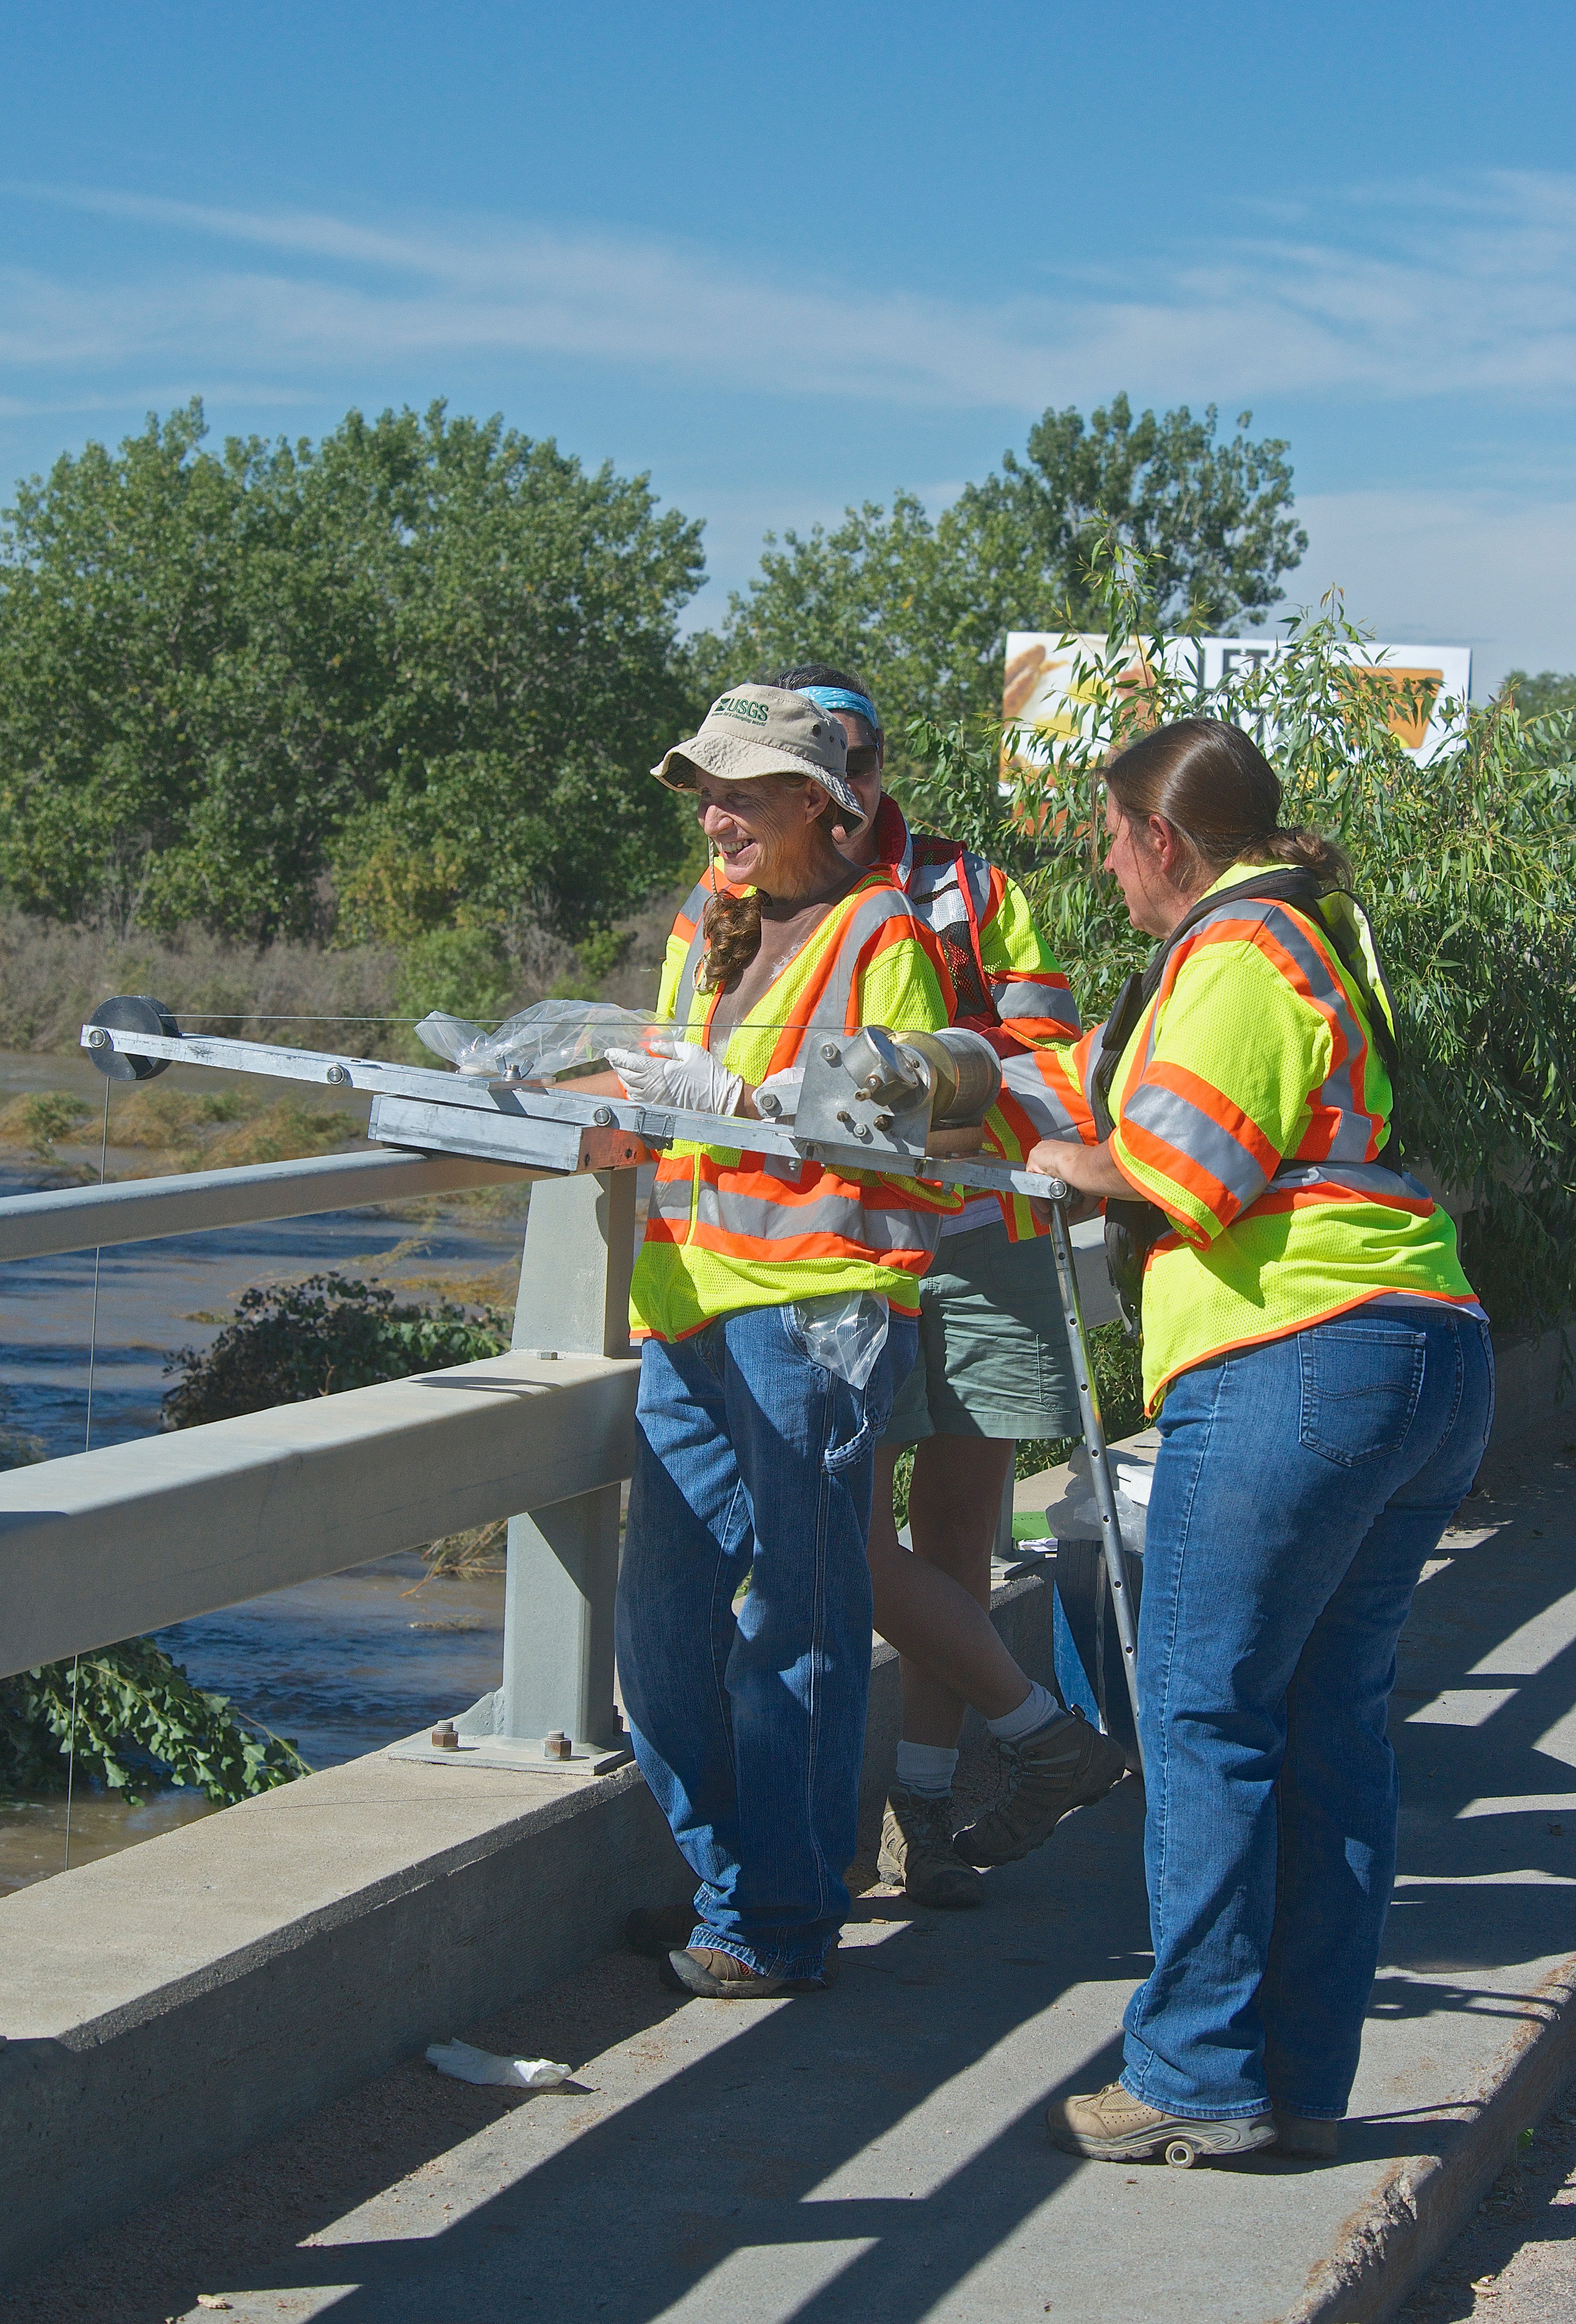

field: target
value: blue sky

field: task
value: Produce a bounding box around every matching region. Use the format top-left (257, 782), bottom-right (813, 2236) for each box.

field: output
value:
top-left (2, 0), bottom-right (1573, 689)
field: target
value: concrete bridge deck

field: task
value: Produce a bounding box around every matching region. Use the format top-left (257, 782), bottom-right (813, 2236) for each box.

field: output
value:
top-left (3, 1402), bottom-right (1575, 2324)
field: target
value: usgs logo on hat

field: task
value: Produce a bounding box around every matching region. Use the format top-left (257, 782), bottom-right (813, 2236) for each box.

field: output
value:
top-left (649, 683), bottom-right (866, 830)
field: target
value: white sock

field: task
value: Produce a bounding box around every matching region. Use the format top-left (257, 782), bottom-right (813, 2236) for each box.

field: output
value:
top-left (987, 1680), bottom-right (1061, 1744)
top-left (894, 1741), bottom-right (958, 1798)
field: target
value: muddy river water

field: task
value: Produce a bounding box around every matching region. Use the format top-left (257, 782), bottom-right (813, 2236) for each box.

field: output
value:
top-left (0, 1047), bottom-right (526, 1891)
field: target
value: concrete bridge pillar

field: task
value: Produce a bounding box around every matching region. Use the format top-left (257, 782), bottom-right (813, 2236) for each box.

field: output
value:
top-left (493, 1169), bottom-right (636, 1753)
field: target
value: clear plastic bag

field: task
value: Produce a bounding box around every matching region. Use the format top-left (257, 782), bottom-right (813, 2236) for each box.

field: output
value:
top-left (415, 998), bottom-right (657, 1080)
top-left (1045, 1444), bottom-right (1152, 1552)
top-left (793, 1292), bottom-right (890, 1390)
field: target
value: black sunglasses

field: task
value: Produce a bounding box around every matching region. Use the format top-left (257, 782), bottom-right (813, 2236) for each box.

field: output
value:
top-left (844, 745), bottom-right (882, 778)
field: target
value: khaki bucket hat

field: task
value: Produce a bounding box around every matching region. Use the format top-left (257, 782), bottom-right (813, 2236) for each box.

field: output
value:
top-left (651, 684), bottom-right (866, 829)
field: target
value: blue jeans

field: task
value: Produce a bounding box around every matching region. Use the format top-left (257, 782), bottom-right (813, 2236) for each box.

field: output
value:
top-left (1121, 1306), bottom-right (1495, 2121)
top-left (617, 1303), bottom-right (916, 1979)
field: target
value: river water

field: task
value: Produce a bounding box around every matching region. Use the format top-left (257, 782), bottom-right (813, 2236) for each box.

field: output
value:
top-left (0, 1047), bottom-right (525, 1892)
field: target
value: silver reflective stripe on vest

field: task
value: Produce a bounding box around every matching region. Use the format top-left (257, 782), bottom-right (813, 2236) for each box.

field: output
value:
top-left (810, 884), bottom-right (921, 1038)
top-left (907, 854), bottom-right (972, 932)
top-left (695, 1175), bottom-right (939, 1253)
top-left (649, 1166), bottom-right (695, 1223)
top-left (991, 978), bottom-right (1080, 1030)
top-left (695, 881), bottom-right (933, 1252)
top-left (1192, 896), bottom-right (1375, 1138)
top-left (1122, 1078), bottom-right (1270, 1214)
top-left (999, 1051), bottom-right (1086, 1140)
top-left (1270, 1159), bottom-right (1430, 1202)
top-left (1139, 895), bottom-right (1383, 1167)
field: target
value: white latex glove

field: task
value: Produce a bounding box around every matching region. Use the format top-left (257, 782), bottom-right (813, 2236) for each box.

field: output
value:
top-left (425, 2040), bottom-right (570, 2090)
top-left (752, 1066), bottom-right (805, 1123)
top-left (606, 1032), bottom-right (745, 1117)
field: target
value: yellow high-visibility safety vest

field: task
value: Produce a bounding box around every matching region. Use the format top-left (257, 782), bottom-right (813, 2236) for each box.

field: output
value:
top-left (661, 810), bottom-right (1090, 1244)
top-left (1103, 868), bottom-right (1478, 1410)
top-left (634, 870), bottom-right (960, 1343)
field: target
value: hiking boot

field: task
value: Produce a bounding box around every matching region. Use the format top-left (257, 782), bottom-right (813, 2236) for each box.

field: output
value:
top-left (953, 1707), bottom-right (1128, 1867)
top-left (625, 1903), bottom-right (695, 1958)
top-left (1273, 2110), bottom-right (1340, 2159)
top-left (664, 1947), bottom-right (786, 1999)
top-left (878, 1787), bottom-right (985, 1908)
top-left (1047, 2082), bottom-right (1276, 2166)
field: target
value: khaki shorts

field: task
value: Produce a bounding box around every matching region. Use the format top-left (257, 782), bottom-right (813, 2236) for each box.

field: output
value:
top-left (882, 1219), bottom-right (1079, 1446)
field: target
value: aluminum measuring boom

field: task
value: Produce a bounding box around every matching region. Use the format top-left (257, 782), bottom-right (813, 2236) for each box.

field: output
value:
top-left (81, 1002), bottom-right (1144, 1739)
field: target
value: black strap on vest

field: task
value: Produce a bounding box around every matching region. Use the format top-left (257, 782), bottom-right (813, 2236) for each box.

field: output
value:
top-left (1090, 867), bottom-right (1407, 1341)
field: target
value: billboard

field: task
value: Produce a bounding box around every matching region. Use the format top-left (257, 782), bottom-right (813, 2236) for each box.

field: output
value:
top-left (1002, 633), bottom-right (1473, 767)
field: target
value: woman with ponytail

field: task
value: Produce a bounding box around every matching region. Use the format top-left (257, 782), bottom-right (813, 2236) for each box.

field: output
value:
top-left (605, 686), bottom-right (960, 2001)
top-left (1025, 718), bottom-right (1492, 2168)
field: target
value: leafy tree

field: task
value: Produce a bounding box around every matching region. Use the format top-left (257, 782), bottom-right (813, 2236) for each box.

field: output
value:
top-left (956, 396), bottom-right (1305, 633)
top-left (0, 401), bottom-right (704, 943)
top-left (695, 397), bottom-right (1305, 767)
top-left (1498, 669), bottom-right (1576, 720)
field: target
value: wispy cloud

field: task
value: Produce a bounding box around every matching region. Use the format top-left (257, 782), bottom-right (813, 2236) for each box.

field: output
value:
top-left (4, 170), bottom-right (1576, 413)
top-left (1294, 484), bottom-right (1576, 688)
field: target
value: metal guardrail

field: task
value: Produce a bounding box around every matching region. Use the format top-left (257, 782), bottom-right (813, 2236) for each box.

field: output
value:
top-left (0, 1147), bottom-right (525, 1264)
top-left (0, 1056), bottom-right (1120, 1767)
top-left (0, 1348), bottom-right (637, 1681)
top-left (0, 1146), bottom-right (646, 1762)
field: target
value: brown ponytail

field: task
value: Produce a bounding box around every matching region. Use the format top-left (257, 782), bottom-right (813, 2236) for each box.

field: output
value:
top-left (692, 773), bottom-right (841, 993)
top-left (697, 889), bottom-right (764, 993)
top-left (1105, 718), bottom-right (1351, 889)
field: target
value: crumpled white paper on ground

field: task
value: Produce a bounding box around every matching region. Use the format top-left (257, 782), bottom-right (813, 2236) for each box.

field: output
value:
top-left (425, 2038), bottom-right (570, 2089)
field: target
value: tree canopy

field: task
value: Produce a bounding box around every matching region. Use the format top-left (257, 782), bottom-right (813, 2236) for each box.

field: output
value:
top-left (1498, 669), bottom-right (1576, 720)
top-left (694, 397), bottom-right (1306, 761)
top-left (0, 400), bottom-right (705, 942)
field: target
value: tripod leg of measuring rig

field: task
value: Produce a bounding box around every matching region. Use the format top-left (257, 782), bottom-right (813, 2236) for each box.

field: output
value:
top-left (1047, 1199), bottom-right (1143, 1763)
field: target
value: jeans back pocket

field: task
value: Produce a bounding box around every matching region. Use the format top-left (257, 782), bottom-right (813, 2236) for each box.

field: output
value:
top-left (1298, 1324), bottom-right (1426, 1467)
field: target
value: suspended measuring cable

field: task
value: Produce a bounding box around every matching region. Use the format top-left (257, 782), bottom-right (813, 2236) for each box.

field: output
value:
top-left (63, 1078), bottom-right (112, 1875)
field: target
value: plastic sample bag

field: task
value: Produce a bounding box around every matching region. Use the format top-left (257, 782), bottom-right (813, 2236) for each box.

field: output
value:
top-left (415, 998), bottom-right (656, 1081)
top-left (1042, 1444), bottom-right (1152, 1552)
top-left (793, 1291), bottom-right (890, 1390)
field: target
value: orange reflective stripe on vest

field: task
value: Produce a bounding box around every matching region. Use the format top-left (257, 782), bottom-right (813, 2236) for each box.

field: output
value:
top-left (633, 870), bottom-right (959, 1340)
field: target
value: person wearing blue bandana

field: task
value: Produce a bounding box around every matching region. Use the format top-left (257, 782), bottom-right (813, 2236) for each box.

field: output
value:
top-left (766, 660), bottom-right (1126, 1912)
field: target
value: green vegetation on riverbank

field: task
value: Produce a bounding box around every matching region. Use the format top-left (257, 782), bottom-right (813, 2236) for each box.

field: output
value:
top-left (163, 1271), bottom-right (508, 1427)
top-left (0, 1640), bottom-right (308, 1805)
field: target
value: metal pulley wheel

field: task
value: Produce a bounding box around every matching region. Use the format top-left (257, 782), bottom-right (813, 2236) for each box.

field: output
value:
top-left (84, 995), bottom-right (178, 1081)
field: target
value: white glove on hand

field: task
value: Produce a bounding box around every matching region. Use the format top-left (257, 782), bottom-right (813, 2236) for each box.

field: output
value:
top-left (606, 1033), bottom-right (745, 1117)
top-left (752, 1066), bottom-right (805, 1123)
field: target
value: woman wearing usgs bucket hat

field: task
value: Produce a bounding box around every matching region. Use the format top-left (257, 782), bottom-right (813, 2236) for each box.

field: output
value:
top-left (606, 685), bottom-right (960, 1997)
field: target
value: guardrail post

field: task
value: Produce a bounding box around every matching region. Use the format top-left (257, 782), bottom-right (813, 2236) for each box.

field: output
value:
top-left (493, 1170), bottom-right (636, 1751)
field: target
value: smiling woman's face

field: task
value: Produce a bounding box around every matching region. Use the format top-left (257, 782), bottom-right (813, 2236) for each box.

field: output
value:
top-left (695, 771), bottom-right (829, 895)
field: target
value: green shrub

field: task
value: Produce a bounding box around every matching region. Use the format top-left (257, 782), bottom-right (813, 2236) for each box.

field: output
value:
top-left (0, 1090), bottom-right (93, 1160)
top-left (393, 926), bottom-right (518, 1034)
top-left (163, 1271), bottom-right (508, 1427)
top-left (0, 1637), bottom-right (307, 1804)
